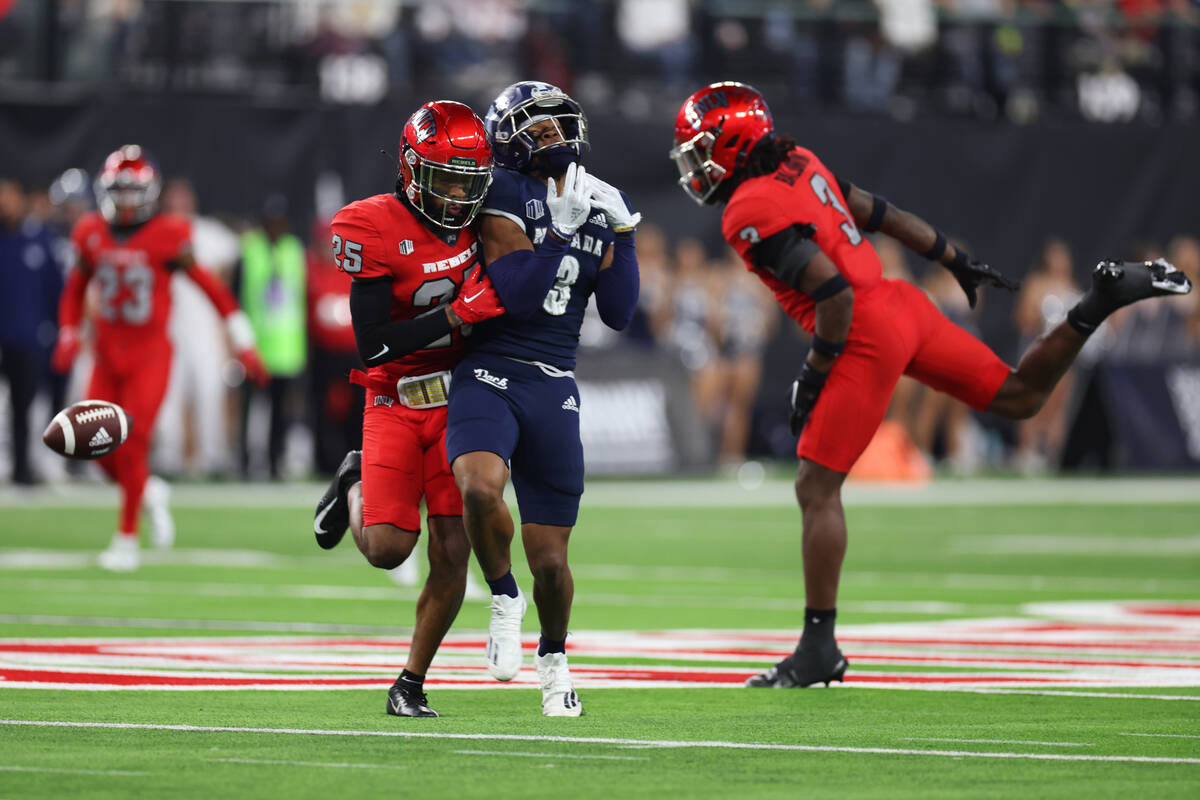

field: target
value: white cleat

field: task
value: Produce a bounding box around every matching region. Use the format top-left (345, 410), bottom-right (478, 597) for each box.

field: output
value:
top-left (486, 589), bottom-right (526, 681)
top-left (535, 652), bottom-right (582, 717)
top-left (98, 533), bottom-right (140, 572)
top-left (387, 558), bottom-right (419, 587)
top-left (143, 476), bottom-right (175, 549)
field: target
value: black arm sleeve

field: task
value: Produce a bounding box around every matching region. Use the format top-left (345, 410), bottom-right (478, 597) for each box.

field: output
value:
top-left (350, 277), bottom-right (454, 367)
top-left (750, 224), bottom-right (821, 291)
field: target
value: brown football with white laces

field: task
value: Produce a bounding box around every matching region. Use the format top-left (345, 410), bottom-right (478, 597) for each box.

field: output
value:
top-left (42, 400), bottom-right (133, 460)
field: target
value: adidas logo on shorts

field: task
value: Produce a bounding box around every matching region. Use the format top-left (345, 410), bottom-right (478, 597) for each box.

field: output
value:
top-left (473, 368), bottom-right (509, 390)
top-left (561, 396), bottom-right (579, 413)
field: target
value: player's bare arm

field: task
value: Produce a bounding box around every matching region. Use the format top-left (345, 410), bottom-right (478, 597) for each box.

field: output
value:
top-left (839, 179), bottom-right (1018, 307)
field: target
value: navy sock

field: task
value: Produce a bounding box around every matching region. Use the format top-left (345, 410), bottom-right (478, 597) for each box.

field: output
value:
top-left (538, 636), bottom-right (566, 657)
top-left (398, 669), bottom-right (424, 685)
top-left (486, 571), bottom-right (519, 598)
top-left (801, 607), bottom-right (837, 648)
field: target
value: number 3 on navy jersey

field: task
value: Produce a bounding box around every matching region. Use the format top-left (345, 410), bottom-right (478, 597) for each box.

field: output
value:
top-left (809, 174), bottom-right (862, 246)
top-left (543, 255), bottom-right (580, 316)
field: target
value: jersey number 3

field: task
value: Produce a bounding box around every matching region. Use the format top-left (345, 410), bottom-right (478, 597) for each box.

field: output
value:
top-left (543, 255), bottom-right (580, 316)
top-left (810, 174), bottom-right (862, 246)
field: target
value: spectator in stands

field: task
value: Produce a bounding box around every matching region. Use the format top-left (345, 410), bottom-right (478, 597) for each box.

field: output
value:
top-left (1013, 238), bottom-right (1081, 471)
top-left (626, 223), bottom-right (672, 348)
top-left (615, 0), bottom-right (694, 91)
top-left (305, 216), bottom-right (362, 476)
top-left (0, 178), bottom-right (63, 485)
top-left (157, 178), bottom-right (240, 477)
top-left (711, 247), bottom-right (777, 467)
top-left (234, 195), bottom-right (307, 479)
top-left (666, 237), bottom-right (721, 426)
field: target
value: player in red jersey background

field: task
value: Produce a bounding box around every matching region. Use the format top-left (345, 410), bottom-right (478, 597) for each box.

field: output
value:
top-left (671, 82), bottom-right (1193, 689)
top-left (311, 100), bottom-right (505, 717)
top-left (51, 145), bottom-right (266, 573)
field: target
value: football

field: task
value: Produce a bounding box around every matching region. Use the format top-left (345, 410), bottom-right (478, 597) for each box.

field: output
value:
top-left (42, 400), bottom-right (133, 460)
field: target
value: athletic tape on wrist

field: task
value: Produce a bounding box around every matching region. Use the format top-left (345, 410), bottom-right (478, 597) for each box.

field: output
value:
top-left (864, 194), bottom-right (888, 233)
top-left (810, 335), bottom-right (845, 359)
top-left (925, 231), bottom-right (948, 262)
top-left (950, 247), bottom-right (970, 270)
top-left (810, 273), bottom-right (850, 302)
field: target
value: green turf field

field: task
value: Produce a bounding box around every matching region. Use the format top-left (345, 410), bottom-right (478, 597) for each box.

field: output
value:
top-left (1, 479), bottom-right (1198, 798)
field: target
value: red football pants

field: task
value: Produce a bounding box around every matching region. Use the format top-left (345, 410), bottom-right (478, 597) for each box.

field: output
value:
top-left (360, 390), bottom-right (462, 532)
top-left (87, 346), bottom-right (172, 534)
top-left (799, 279), bottom-right (1012, 473)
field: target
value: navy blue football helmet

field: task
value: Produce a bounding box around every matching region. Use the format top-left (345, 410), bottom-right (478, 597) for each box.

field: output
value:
top-left (484, 81), bottom-right (589, 173)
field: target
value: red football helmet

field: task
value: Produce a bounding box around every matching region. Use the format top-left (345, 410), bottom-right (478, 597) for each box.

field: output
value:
top-left (669, 82), bottom-right (773, 205)
top-left (399, 101), bottom-right (493, 230)
top-left (94, 144), bottom-right (162, 225)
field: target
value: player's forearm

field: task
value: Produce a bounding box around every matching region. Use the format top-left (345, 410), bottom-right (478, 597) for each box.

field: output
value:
top-left (808, 288), bottom-right (853, 371)
top-left (57, 268), bottom-right (88, 329)
top-left (350, 278), bottom-right (455, 367)
top-left (484, 235), bottom-right (570, 316)
top-left (184, 263), bottom-right (240, 317)
top-left (842, 182), bottom-right (961, 266)
top-left (594, 235), bottom-right (639, 331)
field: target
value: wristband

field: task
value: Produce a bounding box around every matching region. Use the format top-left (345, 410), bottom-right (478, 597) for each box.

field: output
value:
top-left (811, 273), bottom-right (850, 302)
top-left (950, 247), bottom-right (970, 270)
top-left (924, 231), bottom-right (948, 262)
top-left (810, 336), bottom-right (845, 360)
top-left (863, 194), bottom-right (887, 233)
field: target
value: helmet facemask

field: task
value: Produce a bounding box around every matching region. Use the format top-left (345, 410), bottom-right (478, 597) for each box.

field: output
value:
top-left (669, 130), bottom-right (726, 206)
top-left (96, 169), bottom-right (161, 226)
top-left (493, 99), bottom-right (589, 174)
top-left (402, 150), bottom-right (492, 230)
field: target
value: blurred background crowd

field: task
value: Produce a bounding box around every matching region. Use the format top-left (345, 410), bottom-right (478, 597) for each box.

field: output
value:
top-left (1, 0), bottom-right (1198, 485)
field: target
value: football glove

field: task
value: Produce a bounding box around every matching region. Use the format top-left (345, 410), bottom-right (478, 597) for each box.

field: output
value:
top-left (450, 269), bottom-right (506, 324)
top-left (50, 326), bottom-right (81, 374)
top-left (545, 161), bottom-right (592, 240)
top-left (789, 362), bottom-right (829, 436)
top-left (947, 258), bottom-right (1019, 309)
top-left (586, 174), bottom-right (641, 234)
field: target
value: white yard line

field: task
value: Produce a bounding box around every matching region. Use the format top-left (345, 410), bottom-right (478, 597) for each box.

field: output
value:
top-left (0, 614), bottom-right (407, 635)
top-left (0, 764), bottom-right (149, 776)
top-left (2, 720), bottom-right (1198, 765)
top-left (453, 750), bottom-right (647, 761)
top-left (211, 757), bottom-right (407, 770)
top-left (900, 737), bottom-right (1092, 747)
top-left (914, 688), bottom-right (1200, 701)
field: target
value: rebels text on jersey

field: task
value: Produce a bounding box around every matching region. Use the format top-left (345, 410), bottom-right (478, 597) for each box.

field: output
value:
top-left (722, 146), bottom-right (882, 331)
top-left (471, 168), bottom-right (617, 370)
top-left (332, 193), bottom-right (478, 380)
top-left (70, 211), bottom-right (192, 368)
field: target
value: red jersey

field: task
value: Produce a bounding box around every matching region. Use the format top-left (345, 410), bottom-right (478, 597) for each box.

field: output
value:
top-left (723, 146), bottom-right (882, 331)
top-left (331, 193), bottom-right (478, 381)
top-left (70, 211), bottom-right (192, 369)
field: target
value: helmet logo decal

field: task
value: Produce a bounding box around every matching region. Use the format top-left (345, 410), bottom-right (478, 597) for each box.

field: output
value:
top-left (686, 90), bottom-right (730, 128)
top-left (410, 108), bottom-right (437, 143)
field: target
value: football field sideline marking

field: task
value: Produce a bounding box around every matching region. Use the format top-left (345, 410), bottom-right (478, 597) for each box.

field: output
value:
top-left (453, 749), bottom-right (648, 761)
top-left (0, 763), bottom-right (149, 776)
top-left (3, 720), bottom-right (1199, 765)
top-left (900, 737), bottom-right (1092, 747)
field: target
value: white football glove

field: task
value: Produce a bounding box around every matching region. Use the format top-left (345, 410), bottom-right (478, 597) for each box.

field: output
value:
top-left (586, 174), bottom-right (641, 234)
top-left (545, 162), bottom-right (592, 240)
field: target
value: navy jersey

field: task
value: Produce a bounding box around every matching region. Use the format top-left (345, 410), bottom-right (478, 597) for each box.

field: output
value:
top-left (472, 168), bottom-right (617, 370)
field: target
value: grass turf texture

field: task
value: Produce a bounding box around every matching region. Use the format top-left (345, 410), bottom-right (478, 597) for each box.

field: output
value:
top-left (1, 490), bottom-right (1198, 797)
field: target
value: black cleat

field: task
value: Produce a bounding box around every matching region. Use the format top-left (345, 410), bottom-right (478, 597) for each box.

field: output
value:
top-left (386, 677), bottom-right (439, 718)
top-left (313, 450), bottom-right (361, 550)
top-left (746, 644), bottom-right (848, 688)
top-left (1093, 258), bottom-right (1192, 306)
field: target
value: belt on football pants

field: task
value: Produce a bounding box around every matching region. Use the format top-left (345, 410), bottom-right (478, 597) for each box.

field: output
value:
top-left (349, 369), bottom-right (451, 410)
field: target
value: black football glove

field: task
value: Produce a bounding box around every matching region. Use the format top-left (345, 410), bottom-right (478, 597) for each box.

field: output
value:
top-left (947, 258), bottom-right (1020, 309)
top-left (789, 362), bottom-right (829, 436)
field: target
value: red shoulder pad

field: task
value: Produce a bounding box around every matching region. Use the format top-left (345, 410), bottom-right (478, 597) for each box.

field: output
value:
top-left (331, 199), bottom-right (388, 279)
